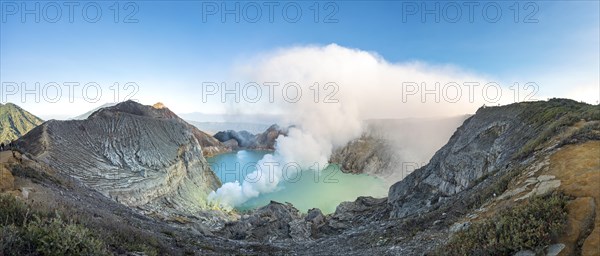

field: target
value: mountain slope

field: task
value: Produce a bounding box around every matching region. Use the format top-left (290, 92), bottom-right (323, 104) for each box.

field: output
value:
top-left (329, 99), bottom-right (599, 255)
top-left (187, 121), bottom-right (271, 135)
top-left (16, 100), bottom-right (223, 214)
top-left (0, 103), bottom-right (43, 142)
top-left (330, 116), bottom-right (469, 179)
top-left (213, 124), bottom-right (288, 150)
top-left (73, 102), bottom-right (228, 157)
top-left (71, 102), bottom-right (117, 120)
top-left (388, 99), bottom-right (599, 219)
top-left (217, 99), bottom-right (599, 255)
top-left (2, 98), bottom-right (598, 255)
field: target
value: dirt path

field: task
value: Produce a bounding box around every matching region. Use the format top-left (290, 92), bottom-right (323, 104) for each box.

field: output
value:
top-left (550, 141), bottom-right (600, 256)
top-left (0, 151), bottom-right (21, 194)
top-left (0, 150), bottom-right (14, 163)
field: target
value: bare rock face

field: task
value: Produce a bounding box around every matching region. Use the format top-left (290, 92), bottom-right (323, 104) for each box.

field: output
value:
top-left (254, 124), bottom-right (288, 150)
top-left (387, 99), bottom-right (595, 219)
top-left (16, 101), bottom-right (222, 213)
top-left (214, 130), bottom-right (256, 148)
top-left (388, 106), bottom-right (528, 218)
top-left (214, 124), bottom-right (288, 151)
top-left (90, 101), bottom-right (229, 157)
top-left (322, 196), bottom-right (390, 233)
top-left (330, 116), bottom-right (468, 179)
top-left (330, 137), bottom-right (394, 176)
top-left (218, 201), bottom-right (302, 241)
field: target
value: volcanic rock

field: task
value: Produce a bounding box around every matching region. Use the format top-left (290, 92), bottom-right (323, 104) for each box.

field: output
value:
top-left (16, 101), bottom-right (222, 213)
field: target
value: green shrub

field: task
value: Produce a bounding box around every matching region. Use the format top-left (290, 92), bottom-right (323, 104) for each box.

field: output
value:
top-left (23, 216), bottom-right (109, 256)
top-left (439, 193), bottom-right (569, 256)
top-left (0, 224), bottom-right (28, 255)
top-left (515, 99), bottom-right (599, 158)
top-left (0, 194), bottom-right (29, 226)
top-left (560, 121), bottom-right (600, 146)
top-left (0, 194), bottom-right (109, 255)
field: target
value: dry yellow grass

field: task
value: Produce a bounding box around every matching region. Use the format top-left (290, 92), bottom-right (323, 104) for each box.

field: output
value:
top-left (549, 141), bottom-right (600, 256)
top-left (0, 164), bottom-right (14, 192)
top-left (0, 151), bottom-right (22, 192)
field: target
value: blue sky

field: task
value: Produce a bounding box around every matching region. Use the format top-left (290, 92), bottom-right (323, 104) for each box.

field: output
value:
top-left (1, 1), bottom-right (598, 119)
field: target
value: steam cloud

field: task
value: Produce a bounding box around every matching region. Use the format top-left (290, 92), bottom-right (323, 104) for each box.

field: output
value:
top-left (208, 44), bottom-right (493, 208)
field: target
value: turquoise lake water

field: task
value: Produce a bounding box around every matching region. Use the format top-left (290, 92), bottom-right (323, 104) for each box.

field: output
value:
top-left (207, 150), bottom-right (388, 214)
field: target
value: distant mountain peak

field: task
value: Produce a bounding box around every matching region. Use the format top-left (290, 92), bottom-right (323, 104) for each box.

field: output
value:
top-left (71, 102), bottom-right (117, 120)
top-left (84, 100), bottom-right (229, 156)
top-left (90, 100), bottom-right (178, 120)
top-left (0, 102), bottom-right (44, 142)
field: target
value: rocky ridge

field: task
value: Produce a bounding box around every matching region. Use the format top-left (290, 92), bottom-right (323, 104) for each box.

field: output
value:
top-left (214, 124), bottom-right (288, 151)
top-left (16, 101), bottom-right (224, 215)
top-left (387, 100), bottom-right (598, 219)
top-left (330, 116), bottom-right (468, 179)
top-left (212, 99), bottom-right (600, 255)
top-left (2, 99), bottom-right (598, 255)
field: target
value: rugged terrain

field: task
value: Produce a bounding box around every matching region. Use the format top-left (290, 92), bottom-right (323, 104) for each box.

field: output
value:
top-left (330, 117), bottom-right (468, 179)
top-left (187, 121), bottom-right (271, 135)
top-left (0, 103), bottom-right (44, 142)
top-left (71, 102), bottom-right (118, 120)
top-left (214, 124), bottom-right (288, 151)
top-left (72, 102), bottom-right (229, 157)
top-left (212, 99), bottom-right (600, 255)
top-left (15, 101), bottom-right (225, 215)
top-left (1, 99), bottom-right (598, 255)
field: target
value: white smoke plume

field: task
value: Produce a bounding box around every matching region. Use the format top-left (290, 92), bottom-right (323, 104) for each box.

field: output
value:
top-left (209, 44), bottom-right (495, 208)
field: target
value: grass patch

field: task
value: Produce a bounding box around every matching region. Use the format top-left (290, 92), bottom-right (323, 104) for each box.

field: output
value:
top-left (0, 193), bottom-right (167, 256)
top-left (8, 164), bottom-right (67, 188)
top-left (2, 164), bottom-right (169, 255)
top-left (468, 168), bottom-right (522, 209)
top-left (0, 194), bottom-right (109, 255)
top-left (438, 193), bottom-right (569, 256)
top-left (560, 121), bottom-right (600, 146)
top-left (0, 193), bottom-right (30, 227)
top-left (514, 99), bottom-right (599, 158)
top-left (98, 222), bottom-right (162, 256)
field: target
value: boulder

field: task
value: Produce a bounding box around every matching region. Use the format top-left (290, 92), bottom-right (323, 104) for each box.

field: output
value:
top-left (217, 201), bottom-right (303, 241)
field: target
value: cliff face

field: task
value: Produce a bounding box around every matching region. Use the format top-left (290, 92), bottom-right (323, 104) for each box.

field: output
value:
top-left (330, 137), bottom-right (394, 176)
top-left (388, 99), bottom-right (600, 218)
top-left (214, 124), bottom-right (288, 151)
top-left (330, 117), bottom-right (468, 178)
top-left (214, 130), bottom-right (256, 148)
top-left (16, 101), bottom-right (222, 213)
top-left (289, 99), bottom-right (599, 255)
